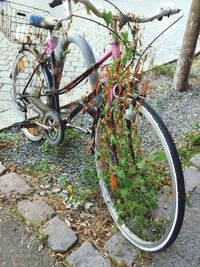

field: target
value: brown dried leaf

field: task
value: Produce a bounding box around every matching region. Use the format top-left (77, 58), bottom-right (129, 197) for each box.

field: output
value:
top-left (38, 244), bottom-right (44, 252)
top-left (0, 141), bottom-right (11, 148)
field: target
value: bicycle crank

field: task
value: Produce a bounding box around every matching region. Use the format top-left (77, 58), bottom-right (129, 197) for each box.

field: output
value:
top-left (43, 110), bottom-right (64, 146)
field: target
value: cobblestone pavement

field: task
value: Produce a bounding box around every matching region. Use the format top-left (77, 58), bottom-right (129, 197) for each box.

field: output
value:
top-left (0, 5), bottom-right (111, 129)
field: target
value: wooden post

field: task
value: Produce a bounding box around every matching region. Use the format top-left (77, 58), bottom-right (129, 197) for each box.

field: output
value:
top-left (173, 0), bottom-right (200, 91)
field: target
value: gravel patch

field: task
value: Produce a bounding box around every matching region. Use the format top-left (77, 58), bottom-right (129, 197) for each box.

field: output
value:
top-left (0, 113), bottom-right (94, 188)
top-left (145, 75), bottom-right (200, 141)
top-left (0, 76), bottom-right (199, 194)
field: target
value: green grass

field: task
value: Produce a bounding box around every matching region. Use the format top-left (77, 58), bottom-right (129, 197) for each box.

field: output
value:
top-left (152, 63), bottom-right (176, 78)
top-left (73, 154), bottom-right (99, 202)
top-left (0, 132), bottom-right (19, 145)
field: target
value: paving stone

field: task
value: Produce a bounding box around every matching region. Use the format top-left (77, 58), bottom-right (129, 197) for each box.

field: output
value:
top-left (0, 172), bottom-right (32, 195)
top-left (0, 83), bottom-right (12, 91)
top-left (184, 166), bottom-right (200, 193)
top-left (104, 232), bottom-right (139, 267)
top-left (0, 77), bottom-right (12, 84)
top-left (17, 199), bottom-right (55, 224)
top-left (0, 65), bottom-right (10, 71)
top-left (67, 241), bottom-right (111, 267)
top-left (0, 108), bottom-right (18, 130)
top-left (0, 162), bottom-right (6, 175)
top-left (190, 154), bottom-right (200, 170)
top-left (44, 216), bottom-right (77, 253)
top-left (0, 101), bottom-right (15, 113)
top-left (0, 71), bottom-right (10, 78)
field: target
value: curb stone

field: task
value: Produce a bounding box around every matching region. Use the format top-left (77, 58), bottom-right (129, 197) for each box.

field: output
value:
top-left (0, 163), bottom-right (112, 266)
top-left (190, 153), bottom-right (200, 170)
top-left (67, 241), bottom-right (111, 267)
top-left (183, 166), bottom-right (200, 193)
top-left (17, 199), bottom-right (56, 224)
top-left (104, 232), bottom-right (139, 267)
top-left (0, 161), bottom-right (7, 175)
top-left (43, 216), bottom-right (78, 253)
top-left (0, 172), bottom-right (33, 196)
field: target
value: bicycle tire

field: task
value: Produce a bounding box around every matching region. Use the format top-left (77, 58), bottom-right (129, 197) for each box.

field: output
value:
top-left (95, 98), bottom-right (185, 252)
top-left (12, 47), bottom-right (53, 142)
top-left (43, 110), bottom-right (64, 146)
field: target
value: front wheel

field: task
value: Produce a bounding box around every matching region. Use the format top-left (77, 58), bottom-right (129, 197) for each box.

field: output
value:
top-left (95, 98), bottom-right (185, 252)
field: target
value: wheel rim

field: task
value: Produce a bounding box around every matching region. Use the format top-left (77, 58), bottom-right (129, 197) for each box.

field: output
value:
top-left (43, 111), bottom-right (64, 146)
top-left (12, 50), bottom-right (48, 141)
top-left (95, 100), bottom-right (183, 251)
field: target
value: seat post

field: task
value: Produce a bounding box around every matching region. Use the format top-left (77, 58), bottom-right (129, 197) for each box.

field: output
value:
top-left (47, 29), bottom-right (60, 113)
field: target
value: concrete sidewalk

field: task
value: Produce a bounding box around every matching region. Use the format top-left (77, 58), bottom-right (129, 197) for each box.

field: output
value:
top-left (0, 6), bottom-right (110, 129)
top-left (0, 33), bottom-right (18, 130)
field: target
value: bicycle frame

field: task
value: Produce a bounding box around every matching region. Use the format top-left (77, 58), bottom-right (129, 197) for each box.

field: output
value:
top-left (37, 30), bottom-right (122, 122)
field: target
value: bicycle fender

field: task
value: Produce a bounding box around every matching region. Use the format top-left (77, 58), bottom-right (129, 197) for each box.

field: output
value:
top-left (55, 32), bottom-right (99, 88)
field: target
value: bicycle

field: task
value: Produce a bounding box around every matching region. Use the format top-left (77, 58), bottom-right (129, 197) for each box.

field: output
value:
top-left (9, 0), bottom-right (185, 252)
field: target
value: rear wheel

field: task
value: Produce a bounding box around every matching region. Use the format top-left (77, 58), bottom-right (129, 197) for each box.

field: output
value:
top-left (11, 48), bottom-right (52, 142)
top-left (95, 98), bottom-right (185, 252)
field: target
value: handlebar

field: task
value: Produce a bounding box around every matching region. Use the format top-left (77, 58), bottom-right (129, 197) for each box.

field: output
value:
top-left (49, 0), bottom-right (181, 30)
top-left (137, 7), bottom-right (181, 23)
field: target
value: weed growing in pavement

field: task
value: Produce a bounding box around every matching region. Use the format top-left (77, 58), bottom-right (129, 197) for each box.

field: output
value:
top-left (79, 154), bottom-right (98, 186)
top-left (26, 220), bottom-right (38, 232)
top-left (58, 176), bottom-right (67, 188)
top-left (69, 155), bottom-right (99, 203)
top-left (178, 124), bottom-right (200, 168)
top-left (110, 261), bottom-right (124, 267)
top-left (38, 233), bottom-right (48, 245)
top-left (135, 250), bottom-right (154, 267)
top-left (185, 194), bottom-right (193, 207)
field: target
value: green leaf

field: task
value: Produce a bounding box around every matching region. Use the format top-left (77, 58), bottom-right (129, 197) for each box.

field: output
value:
top-left (120, 158), bottom-right (126, 167)
top-left (102, 10), bottom-right (113, 26)
top-left (85, 6), bottom-right (91, 15)
top-left (136, 160), bottom-right (145, 169)
top-left (121, 31), bottom-right (129, 43)
top-left (117, 169), bottom-right (126, 180)
top-left (110, 65), bottom-right (116, 76)
top-left (110, 134), bottom-right (116, 145)
top-left (121, 48), bottom-right (132, 66)
top-left (154, 151), bottom-right (167, 161)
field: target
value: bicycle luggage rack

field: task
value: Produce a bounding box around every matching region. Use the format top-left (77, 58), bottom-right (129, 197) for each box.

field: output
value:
top-left (0, 1), bottom-right (49, 45)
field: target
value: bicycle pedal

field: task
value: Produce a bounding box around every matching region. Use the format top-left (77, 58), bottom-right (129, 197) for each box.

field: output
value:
top-left (86, 128), bottom-right (92, 134)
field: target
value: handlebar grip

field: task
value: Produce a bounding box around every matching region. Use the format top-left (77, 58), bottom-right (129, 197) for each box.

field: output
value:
top-left (49, 0), bottom-right (63, 8)
top-left (160, 7), bottom-right (180, 16)
top-left (168, 8), bottom-right (181, 15)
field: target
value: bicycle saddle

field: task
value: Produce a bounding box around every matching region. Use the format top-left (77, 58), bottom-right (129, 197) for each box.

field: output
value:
top-left (29, 14), bottom-right (58, 30)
